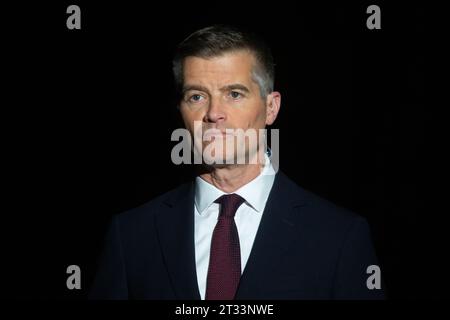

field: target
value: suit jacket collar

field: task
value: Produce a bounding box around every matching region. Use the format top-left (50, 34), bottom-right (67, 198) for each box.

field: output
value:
top-left (154, 171), bottom-right (308, 300)
top-left (154, 181), bottom-right (201, 299)
top-left (235, 171), bottom-right (307, 299)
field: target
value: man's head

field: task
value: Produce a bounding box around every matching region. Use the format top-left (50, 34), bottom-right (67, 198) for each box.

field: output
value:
top-left (173, 25), bottom-right (281, 166)
top-left (173, 25), bottom-right (275, 99)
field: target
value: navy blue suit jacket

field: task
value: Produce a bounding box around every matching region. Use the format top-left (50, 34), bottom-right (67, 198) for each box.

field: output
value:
top-left (89, 172), bottom-right (385, 299)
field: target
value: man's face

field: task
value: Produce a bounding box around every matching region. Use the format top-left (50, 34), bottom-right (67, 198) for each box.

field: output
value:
top-left (179, 50), bottom-right (279, 166)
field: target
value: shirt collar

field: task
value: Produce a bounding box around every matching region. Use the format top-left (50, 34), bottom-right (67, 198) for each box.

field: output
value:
top-left (195, 152), bottom-right (276, 215)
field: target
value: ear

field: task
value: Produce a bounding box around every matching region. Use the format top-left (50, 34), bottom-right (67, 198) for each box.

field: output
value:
top-left (265, 91), bottom-right (281, 126)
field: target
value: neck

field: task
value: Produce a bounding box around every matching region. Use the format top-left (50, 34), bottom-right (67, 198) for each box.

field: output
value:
top-left (199, 151), bottom-right (266, 193)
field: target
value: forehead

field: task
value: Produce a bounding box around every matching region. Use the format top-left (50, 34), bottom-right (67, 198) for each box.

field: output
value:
top-left (183, 50), bottom-right (256, 84)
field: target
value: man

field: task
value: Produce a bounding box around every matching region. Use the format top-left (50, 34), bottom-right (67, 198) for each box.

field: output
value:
top-left (89, 25), bottom-right (385, 299)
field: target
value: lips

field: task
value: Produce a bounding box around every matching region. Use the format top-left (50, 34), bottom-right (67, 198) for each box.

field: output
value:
top-left (202, 128), bottom-right (234, 140)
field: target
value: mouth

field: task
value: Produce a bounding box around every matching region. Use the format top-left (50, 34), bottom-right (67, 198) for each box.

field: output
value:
top-left (202, 128), bottom-right (234, 140)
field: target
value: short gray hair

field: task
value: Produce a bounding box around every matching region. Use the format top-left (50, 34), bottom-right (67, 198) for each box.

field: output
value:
top-left (172, 25), bottom-right (275, 99)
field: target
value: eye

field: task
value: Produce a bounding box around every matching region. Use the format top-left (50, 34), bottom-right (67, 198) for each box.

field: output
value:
top-left (188, 94), bottom-right (205, 103)
top-left (230, 91), bottom-right (243, 99)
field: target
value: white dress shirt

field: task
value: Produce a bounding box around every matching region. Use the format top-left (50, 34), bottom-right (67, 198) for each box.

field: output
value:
top-left (194, 154), bottom-right (276, 300)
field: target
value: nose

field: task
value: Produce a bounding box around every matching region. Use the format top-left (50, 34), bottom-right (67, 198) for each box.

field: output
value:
top-left (204, 96), bottom-right (226, 123)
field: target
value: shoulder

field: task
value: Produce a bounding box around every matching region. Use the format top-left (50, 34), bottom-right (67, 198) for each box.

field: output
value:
top-left (275, 171), bottom-right (370, 235)
top-left (112, 181), bottom-right (193, 230)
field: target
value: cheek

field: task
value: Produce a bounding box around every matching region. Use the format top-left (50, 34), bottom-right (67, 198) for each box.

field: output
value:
top-left (181, 109), bottom-right (205, 135)
top-left (181, 108), bottom-right (196, 124)
top-left (180, 116), bottom-right (194, 137)
top-left (246, 103), bottom-right (267, 128)
top-left (257, 107), bottom-right (267, 122)
top-left (231, 108), bottom-right (262, 129)
top-left (180, 110), bottom-right (189, 127)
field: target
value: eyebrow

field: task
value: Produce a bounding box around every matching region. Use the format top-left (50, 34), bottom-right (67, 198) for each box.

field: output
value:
top-left (182, 83), bottom-right (251, 96)
top-left (221, 84), bottom-right (250, 93)
top-left (182, 85), bottom-right (210, 95)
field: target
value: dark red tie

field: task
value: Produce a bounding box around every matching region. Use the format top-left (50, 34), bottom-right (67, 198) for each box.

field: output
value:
top-left (205, 194), bottom-right (245, 300)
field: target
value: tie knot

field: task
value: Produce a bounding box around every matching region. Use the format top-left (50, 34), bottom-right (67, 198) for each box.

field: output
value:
top-left (215, 194), bottom-right (245, 218)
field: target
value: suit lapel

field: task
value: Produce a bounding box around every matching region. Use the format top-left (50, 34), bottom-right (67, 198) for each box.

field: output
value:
top-left (153, 172), bottom-right (307, 300)
top-left (235, 172), bottom-right (307, 299)
top-left (154, 182), bottom-right (201, 300)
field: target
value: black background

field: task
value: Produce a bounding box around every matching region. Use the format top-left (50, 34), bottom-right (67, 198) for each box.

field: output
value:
top-left (2, 1), bottom-right (441, 300)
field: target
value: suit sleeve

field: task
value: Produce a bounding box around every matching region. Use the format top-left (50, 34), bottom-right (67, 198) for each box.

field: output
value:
top-left (88, 215), bottom-right (129, 299)
top-left (332, 217), bottom-right (386, 299)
